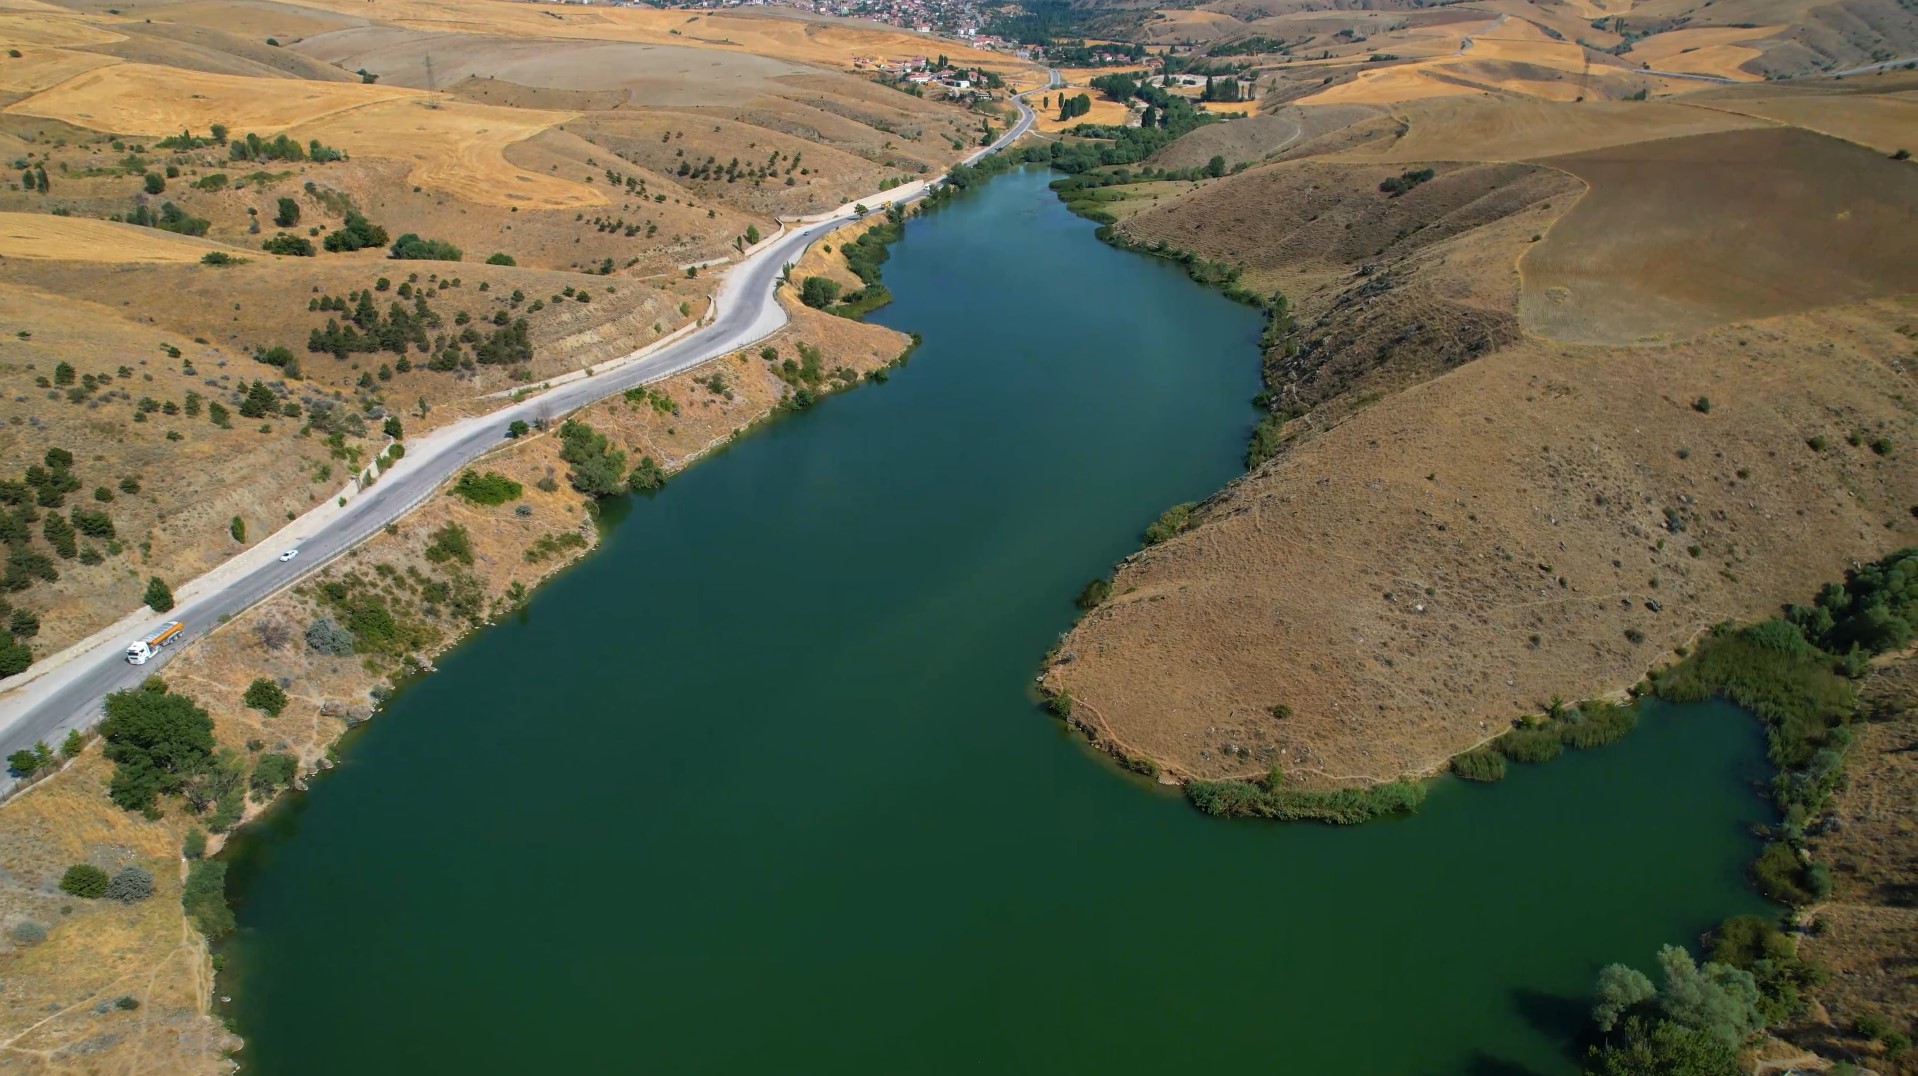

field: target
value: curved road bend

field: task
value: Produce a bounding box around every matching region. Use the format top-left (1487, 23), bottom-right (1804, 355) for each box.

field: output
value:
top-left (0, 87), bottom-right (1042, 779)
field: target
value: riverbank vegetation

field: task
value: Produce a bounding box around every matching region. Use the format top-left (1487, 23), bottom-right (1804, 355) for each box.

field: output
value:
top-left (1573, 548), bottom-right (1916, 1074)
top-left (1185, 769), bottom-right (1426, 824)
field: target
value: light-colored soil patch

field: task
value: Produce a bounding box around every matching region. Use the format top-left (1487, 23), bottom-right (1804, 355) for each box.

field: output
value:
top-left (1631, 25), bottom-right (1787, 79)
top-left (1693, 87), bottom-right (1918, 154)
top-left (0, 10), bottom-right (124, 49)
top-left (1348, 95), bottom-right (1767, 163)
top-left (0, 45), bottom-right (118, 93)
top-left (1520, 126), bottom-right (1918, 345)
top-left (290, 95), bottom-right (593, 210)
top-left (1301, 65), bottom-right (1487, 106)
top-left (3, 60), bottom-right (416, 133)
top-left (0, 212), bottom-right (232, 261)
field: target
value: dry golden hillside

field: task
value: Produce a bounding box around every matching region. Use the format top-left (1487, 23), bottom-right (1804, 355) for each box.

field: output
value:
top-left (1046, 74), bottom-right (1918, 788)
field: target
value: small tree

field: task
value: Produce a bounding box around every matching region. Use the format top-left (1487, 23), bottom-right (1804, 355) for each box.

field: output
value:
top-left (143, 171), bottom-right (165, 195)
top-left (229, 515), bottom-right (245, 543)
top-left (250, 752), bottom-right (296, 794)
top-left (143, 576), bottom-right (175, 612)
top-left (273, 196), bottom-right (300, 227)
top-left (242, 677), bottom-right (287, 716)
top-left (485, 252), bottom-right (516, 266)
top-left (800, 276), bottom-right (841, 309)
top-left (383, 416), bottom-right (403, 439)
top-left (507, 419), bottom-right (530, 439)
top-left (59, 863), bottom-right (109, 898)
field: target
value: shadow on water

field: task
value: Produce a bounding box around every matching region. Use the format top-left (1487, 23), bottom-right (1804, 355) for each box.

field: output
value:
top-left (1512, 987), bottom-right (1596, 1062)
top-left (1458, 1052), bottom-right (1555, 1076)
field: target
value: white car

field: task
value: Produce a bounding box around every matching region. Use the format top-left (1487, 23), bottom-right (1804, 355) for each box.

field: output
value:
top-left (278, 549), bottom-right (299, 563)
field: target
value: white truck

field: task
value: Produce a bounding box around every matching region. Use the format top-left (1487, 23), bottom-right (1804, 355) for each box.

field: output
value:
top-left (125, 621), bottom-right (185, 665)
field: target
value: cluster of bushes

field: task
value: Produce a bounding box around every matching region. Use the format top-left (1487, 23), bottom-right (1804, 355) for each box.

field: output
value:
top-left (228, 131), bottom-right (343, 163)
top-left (58, 863), bottom-right (153, 902)
top-left (1142, 502), bottom-right (1195, 545)
top-left (1581, 911), bottom-right (1881, 1075)
top-left (1449, 748), bottom-right (1506, 782)
top-left (452, 470), bottom-right (523, 506)
top-left (389, 234), bottom-right (462, 262)
top-left (306, 282), bottom-right (530, 373)
top-left (524, 530), bottom-right (588, 564)
top-left (1, 450), bottom-right (123, 673)
top-left (121, 201), bottom-right (209, 236)
top-left (1644, 546), bottom-right (1917, 906)
top-left (310, 576), bottom-right (437, 658)
top-left (1185, 768), bottom-right (1427, 824)
top-left (324, 210), bottom-right (388, 253)
top-left (423, 522), bottom-right (474, 567)
top-left (1378, 168), bottom-right (1436, 196)
top-left (1484, 697), bottom-right (1641, 769)
top-left (557, 419), bottom-right (626, 498)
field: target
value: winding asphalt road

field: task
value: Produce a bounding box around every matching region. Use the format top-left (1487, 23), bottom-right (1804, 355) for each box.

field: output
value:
top-left (0, 82), bottom-right (1044, 782)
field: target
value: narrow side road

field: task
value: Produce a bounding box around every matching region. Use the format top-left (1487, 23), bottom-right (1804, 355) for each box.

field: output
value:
top-left (0, 87), bottom-right (1040, 783)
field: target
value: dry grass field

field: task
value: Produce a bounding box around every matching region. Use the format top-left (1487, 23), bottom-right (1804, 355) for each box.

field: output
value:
top-left (1520, 126), bottom-right (1918, 344)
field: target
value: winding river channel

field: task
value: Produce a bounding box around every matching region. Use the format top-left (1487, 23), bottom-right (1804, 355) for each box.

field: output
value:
top-left (220, 167), bottom-right (1773, 1074)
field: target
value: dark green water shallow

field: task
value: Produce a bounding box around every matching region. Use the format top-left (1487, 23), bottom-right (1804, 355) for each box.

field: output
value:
top-left (220, 168), bottom-right (1773, 1075)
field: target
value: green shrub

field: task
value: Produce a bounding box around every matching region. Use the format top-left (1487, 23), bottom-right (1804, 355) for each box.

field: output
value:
top-left (182, 827), bottom-right (207, 859)
top-left (1496, 726), bottom-right (1563, 763)
top-left (1559, 699), bottom-right (1639, 749)
top-left (250, 752), bottom-right (296, 794)
top-left (799, 276), bottom-right (841, 309)
top-left (1751, 841), bottom-right (1815, 904)
top-left (1143, 502), bottom-right (1194, 545)
top-left (423, 522), bottom-right (474, 566)
top-left (1075, 578), bottom-right (1111, 609)
top-left (1186, 771), bottom-right (1426, 823)
top-left (261, 233), bottom-right (314, 257)
top-left (182, 858), bottom-right (233, 939)
top-left (1450, 749), bottom-right (1507, 782)
top-left (143, 576), bottom-right (174, 612)
top-left (485, 252), bottom-right (515, 266)
top-left (452, 470), bottom-right (523, 506)
top-left (59, 863), bottom-right (109, 898)
top-left (627, 456), bottom-right (666, 493)
top-left (388, 233), bottom-right (462, 261)
top-left (242, 677), bottom-right (286, 716)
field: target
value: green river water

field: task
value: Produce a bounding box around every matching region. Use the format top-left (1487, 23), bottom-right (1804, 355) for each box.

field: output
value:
top-left (220, 167), bottom-right (1773, 1074)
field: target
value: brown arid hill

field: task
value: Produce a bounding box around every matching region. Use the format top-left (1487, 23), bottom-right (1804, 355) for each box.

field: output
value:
top-left (1779, 655), bottom-right (1918, 1075)
top-left (1044, 72), bottom-right (1918, 788)
top-left (1165, 0), bottom-right (1917, 79)
top-left (0, 0), bottom-right (1034, 683)
top-left (0, 281), bottom-right (913, 1074)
